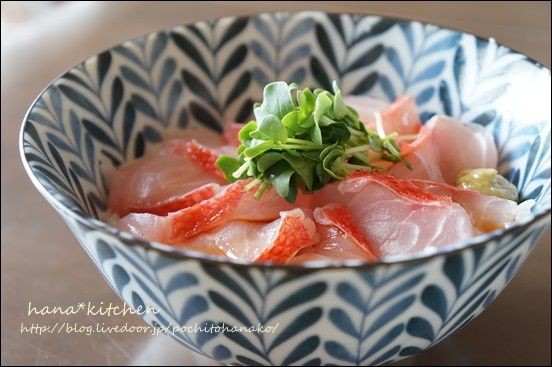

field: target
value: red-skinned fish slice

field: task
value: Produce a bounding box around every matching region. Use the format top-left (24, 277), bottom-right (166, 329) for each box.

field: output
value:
top-left (168, 180), bottom-right (247, 241)
top-left (310, 173), bottom-right (476, 257)
top-left (117, 180), bottom-right (310, 244)
top-left (185, 140), bottom-right (224, 178)
top-left (314, 204), bottom-right (378, 261)
top-left (255, 209), bottom-right (318, 263)
top-left (164, 209), bottom-right (317, 263)
top-left (408, 178), bottom-right (518, 232)
top-left (380, 95), bottom-right (421, 135)
top-left (397, 123), bottom-right (432, 156)
top-left (162, 139), bottom-right (188, 157)
top-left (108, 139), bottom-right (225, 216)
top-left (344, 172), bottom-right (451, 206)
top-left (391, 115), bottom-right (498, 184)
top-left (127, 183), bottom-right (219, 216)
top-left (224, 121), bottom-right (243, 147)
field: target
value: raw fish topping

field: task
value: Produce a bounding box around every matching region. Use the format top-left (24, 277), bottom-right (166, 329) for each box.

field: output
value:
top-left (107, 81), bottom-right (525, 264)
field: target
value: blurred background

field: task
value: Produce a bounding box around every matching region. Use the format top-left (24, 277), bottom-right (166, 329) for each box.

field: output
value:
top-left (1, 2), bottom-right (550, 365)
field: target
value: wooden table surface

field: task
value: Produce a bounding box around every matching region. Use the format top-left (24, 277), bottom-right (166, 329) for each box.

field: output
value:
top-left (1, 2), bottom-right (550, 365)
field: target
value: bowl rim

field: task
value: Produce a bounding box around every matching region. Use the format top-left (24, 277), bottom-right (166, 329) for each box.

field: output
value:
top-left (19, 10), bottom-right (552, 271)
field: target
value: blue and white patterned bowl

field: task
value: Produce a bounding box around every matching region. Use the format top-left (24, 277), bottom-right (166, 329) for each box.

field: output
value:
top-left (20, 12), bottom-right (551, 366)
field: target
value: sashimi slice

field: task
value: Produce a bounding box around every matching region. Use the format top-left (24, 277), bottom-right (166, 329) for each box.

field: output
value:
top-left (396, 122), bottom-right (432, 156)
top-left (255, 209), bottom-right (318, 262)
top-left (430, 115), bottom-right (497, 183)
top-left (312, 172), bottom-right (450, 207)
top-left (165, 138), bottom-right (237, 158)
top-left (185, 140), bottom-right (225, 178)
top-left (231, 188), bottom-right (314, 221)
top-left (127, 183), bottom-right (220, 216)
top-left (118, 181), bottom-right (246, 243)
top-left (118, 212), bottom-right (173, 244)
top-left (343, 172), bottom-right (451, 206)
top-left (411, 179), bottom-right (518, 232)
top-left (379, 95), bottom-right (421, 135)
top-left (125, 209), bottom-right (317, 263)
top-left (164, 139), bottom-right (237, 178)
top-left (313, 204), bottom-right (377, 260)
top-left (169, 180), bottom-right (247, 240)
top-left (390, 123), bottom-right (445, 182)
top-left (108, 139), bottom-right (226, 216)
top-left (344, 95), bottom-right (421, 134)
top-left (390, 115), bottom-right (498, 184)
top-left (290, 225), bottom-right (373, 263)
top-left (117, 181), bottom-right (314, 243)
top-left (312, 172), bottom-right (477, 256)
top-left (224, 121), bottom-right (244, 147)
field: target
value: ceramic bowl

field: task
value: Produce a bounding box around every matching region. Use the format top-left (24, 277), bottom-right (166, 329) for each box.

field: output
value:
top-left (20, 11), bottom-right (551, 365)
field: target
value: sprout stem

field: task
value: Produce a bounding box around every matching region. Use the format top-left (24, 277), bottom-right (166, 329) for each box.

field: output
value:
top-left (254, 181), bottom-right (270, 199)
top-left (344, 163), bottom-right (374, 172)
